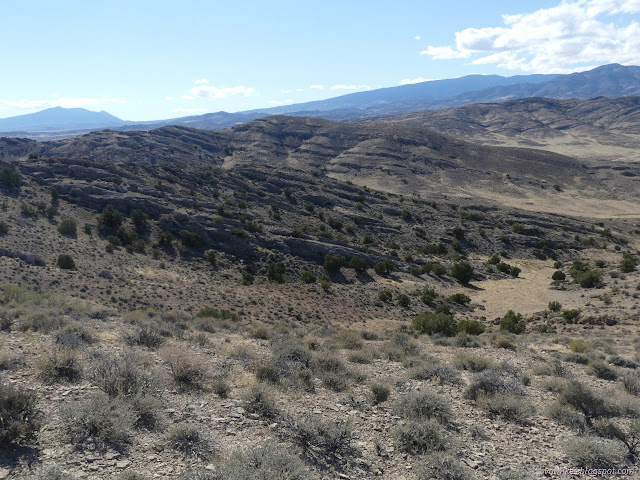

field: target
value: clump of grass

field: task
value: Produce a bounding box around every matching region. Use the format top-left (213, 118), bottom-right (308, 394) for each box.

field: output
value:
top-left (168, 425), bottom-right (215, 458)
top-left (454, 353), bottom-right (494, 372)
top-left (38, 347), bottom-right (83, 383)
top-left (160, 347), bottom-right (208, 391)
top-left (62, 392), bottom-right (136, 451)
top-left (0, 382), bottom-right (41, 447)
top-left (243, 386), bottom-right (279, 419)
top-left (125, 323), bottom-right (165, 349)
top-left (370, 383), bottom-right (391, 405)
top-left (465, 369), bottom-right (525, 400)
top-left (622, 371), bottom-right (640, 396)
top-left (19, 312), bottom-right (67, 333)
top-left (416, 452), bottom-right (473, 480)
top-left (587, 360), bottom-right (618, 381)
top-left (477, 393), bottom-right (534, 424)
top-left (393, 419), bottom-right (448, 454)
top-left (220, 444), bottom-right (308, 480)
top-left (563, 436), bottom-right (625, 469)
top-left (91, 350), bottom-right (153, 397)
top-left (392, 390), bottom-right (453, 425)
top-left (410, 363), bottom-right (462, 385)
top-left (290, 416), bottom-right (355, 465)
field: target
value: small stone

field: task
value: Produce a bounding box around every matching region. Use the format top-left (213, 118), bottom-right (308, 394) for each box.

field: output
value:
top-left (116, 460), bottom-right (131, 469)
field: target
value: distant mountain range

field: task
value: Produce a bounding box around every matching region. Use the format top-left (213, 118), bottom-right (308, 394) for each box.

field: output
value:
top-left (0, 107), bottom-right (125, 133)
top-left (363, 96), bottom-right (640, 163)
top-left (1, 63), bottom-right (640, 139)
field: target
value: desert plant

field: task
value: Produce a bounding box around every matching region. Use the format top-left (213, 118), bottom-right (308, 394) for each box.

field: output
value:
top-left (457, 319), bottom-right (485, 335)
top-left (169, 425), bottom-right (214, 458)
top-left (161, 347), bottom-right (208, 390)
top-left (57, 219), bottom-right (77, 236)
top-left (416, 452), bottom-right (473, 480)
top-left (349, 256), bottom-right (369, 272)
top-left (291, 416), bottom-right (354, 462)
top-left (62, 392), bottom-right (136, 451)
top-left (548, 301), bottom-right (562, 312)
top-left (411, 312), bottom-right (458, 337)
top-left (57, 254), bottom-right (76, 270)
top-left (323, 254), bottom-right (345, 274)
top-left (410, 364), bottom-right (462, 386)
top-left (98, 204), bottom-right (123, 234)
top-left (562, 309), bottom-right (581, 321)
top-left (393, 419), bottom-right (448, 454)
top-left (378, 289), bottom-right (392, 302)
top-left (179, 230), bottom-right (203, 248)
top-left (0, 382), bottom-right (40, 447)
top-left (39, 347), bottom-right (83, 383)
top-left (91, 351), bottom-right (153, 397)
top-left (454, 353), bottom-right (494, 372)
top-left (243, 386), bottom-right (279, 419)
top-left (0, 166), bottom-right (21, 189)
top-left (622, 371), bottom-right (640, 396)
top-left (126, 323), bottom-right (165, 349)
top-left (267, 262), bottom-right (285, 283)
top-left (370, 383), bottom-right (391, 405)
top-left (587, 360), bottom-right (618, 381)
top-left (220, 444), bottom-right (308, 480)
top-left (446, 293), bottom-right (471, 305)
top-left (477, 393), bottom-right (534, 424)
top-left (559, 380), bottom-right (619, 425)
top-left (552, 270), bottom-right (566, 282)
top-left (373, 260), bottom-right (395, 276)
top-left (300, 270), bottom-right (316, 284)
top-left (563, 436), bottom-right (625, 469)
top-left (576, 269), bottom-right (603, 288)
top-left (465, 369), bottom-right (525, 400)
top-left (450, 261), bottom-right (474, 284)
top-left (392, 390), bottom-right (452, 424)
top-left (397, 293), bottom-right (410, 308)
top-left (500, 310), bottom-right (525, 334)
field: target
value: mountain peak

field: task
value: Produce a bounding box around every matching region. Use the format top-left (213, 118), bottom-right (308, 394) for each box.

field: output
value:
top-left (0, 107), bottom-right (125, 132)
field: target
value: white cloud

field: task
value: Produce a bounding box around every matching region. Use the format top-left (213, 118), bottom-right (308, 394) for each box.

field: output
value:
top-left (414, 35), bottom-right (421, 40)
top-left (309, 85), bottom-right (325, 90)
top-left (330, 84), bottom-right (372, 91)
top-left (189, 85), bottom-right (255, 98)
top-left (399, 77), bottom-right (438, 85)
top-left (165, 96), bottom-right (174, 101)
top-left (194, 78), bottom-right (209, 85)
top-left (181, 95), bottom-right (195, 100)
top-left (424, 0), bottom-right (640, 72)
top-left (172, 107), bottom-right (207, 115)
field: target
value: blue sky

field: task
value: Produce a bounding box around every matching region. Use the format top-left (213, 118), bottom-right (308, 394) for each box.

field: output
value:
top-left (1, 0), bottom-right (638, 121)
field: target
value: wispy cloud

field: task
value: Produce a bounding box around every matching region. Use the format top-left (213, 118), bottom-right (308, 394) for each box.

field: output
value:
top-left (189, 85), bottom-right (255, 98)
top-left (399, 77), bottom-right (438, 85)
top-left (309, 85), bottom-right (325, 90)
top-left (194, 78), bottom-right (209, 85)
top-left (414, 35), bottom-right (421, 40)
top-left (330, 84), bottom-right (371, 91)
top-left (423, 0), bottom-right (640, 72)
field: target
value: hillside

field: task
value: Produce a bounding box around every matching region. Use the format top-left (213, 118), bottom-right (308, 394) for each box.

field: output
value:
top-left (364, 96), bottom-right (640, 163)
top-left (8, 115), bottom-right (635, 218)
top-left (0, 116), bottom-right (639, 479)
